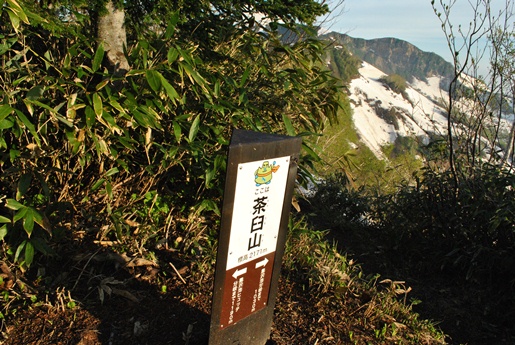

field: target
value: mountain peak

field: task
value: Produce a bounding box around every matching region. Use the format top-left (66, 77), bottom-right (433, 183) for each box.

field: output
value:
top-left (321, 32), bottom-right (453, 83)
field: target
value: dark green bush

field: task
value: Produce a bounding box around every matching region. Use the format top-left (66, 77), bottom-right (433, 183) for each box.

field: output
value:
top-left (308, 173), bottom-right (370, 229)
top-left (0, 1), bottom-right (342, 267)
top-left (371, 164), bottom-right (515, 329)
top-left (313, 161), bottom-right (515, 338)
top-left (389, 136), bottom-right (420, 159)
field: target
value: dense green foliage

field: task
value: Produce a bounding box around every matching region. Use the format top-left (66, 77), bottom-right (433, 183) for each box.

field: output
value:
top-left (310, 162), bottom-right (515, 342)
top-left (0, 0), bottom-right (341, 267)
top-left (2, 0), bottom-right (514, 343)
top-left (325, 46), bottom-right (361, 84)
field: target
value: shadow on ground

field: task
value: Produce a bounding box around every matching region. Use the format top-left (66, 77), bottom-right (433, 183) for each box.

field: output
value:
top-left (324, 224), bottom-right (514, 345)
top-left (3, 235), bottom-right (212, 345)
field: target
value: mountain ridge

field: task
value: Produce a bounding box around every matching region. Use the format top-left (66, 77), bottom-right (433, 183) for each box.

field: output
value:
top-left (319, 32), bottom-right (451, 161)
top-left (321, 32), bottom-right (454, 83)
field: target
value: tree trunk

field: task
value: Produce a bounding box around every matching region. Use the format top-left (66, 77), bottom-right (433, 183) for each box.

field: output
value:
top-left (502, 120), bottom-right (515, 166)
top-left (97, 0), bottom-right (130, 76)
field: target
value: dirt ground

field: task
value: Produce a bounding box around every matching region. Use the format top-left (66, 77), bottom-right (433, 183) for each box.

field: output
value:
top-left (0, 254), bottom-right (350, 345)
top-left (0, 231), bottom-right (436, 345)
top-left (1, 223), bottom-right (507, 345)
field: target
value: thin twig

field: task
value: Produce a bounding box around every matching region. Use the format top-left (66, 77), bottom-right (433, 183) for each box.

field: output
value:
top-left (72, 248), bottom-right (102, 291)
top-left (169, 262), bottom-right (187, 284)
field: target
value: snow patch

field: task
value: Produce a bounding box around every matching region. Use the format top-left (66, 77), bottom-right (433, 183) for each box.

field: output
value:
top-left (348, 62), bottom-right (449, 159)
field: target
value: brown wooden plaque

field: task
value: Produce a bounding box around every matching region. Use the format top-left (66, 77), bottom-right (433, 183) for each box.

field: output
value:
top-left (220, 252), bottom-right (275, 328)
top-left (209, 129), bottom-right (302, 345)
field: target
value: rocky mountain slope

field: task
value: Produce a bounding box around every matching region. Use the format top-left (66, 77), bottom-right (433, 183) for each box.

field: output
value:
top-left (323, 32), bottom-right (454, 82)
top-left (318, 32), bottom-right (455, 159)
top-left (348, 61), bottom-right (449, 159)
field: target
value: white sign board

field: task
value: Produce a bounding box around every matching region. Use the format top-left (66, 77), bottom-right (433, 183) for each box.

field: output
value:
top-left (226, 156), bottom-right (290, 271)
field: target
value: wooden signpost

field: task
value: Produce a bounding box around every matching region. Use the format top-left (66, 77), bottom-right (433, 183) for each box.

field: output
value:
top-left (209, 129), bottom-right (302, 345)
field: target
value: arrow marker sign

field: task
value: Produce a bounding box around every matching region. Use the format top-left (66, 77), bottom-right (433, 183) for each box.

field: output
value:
top-left (218, 156), bottom-right (290, 328)
top-left (209, 130), bottom-right (302, 345)
top-left (255, 257), bottom-right (268, 269)
top-left (232, 267), bottom-right (247, 279)
top-left (219, 252), bottom-right (275, 328)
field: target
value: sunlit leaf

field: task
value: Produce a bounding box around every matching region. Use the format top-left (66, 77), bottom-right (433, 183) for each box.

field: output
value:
top-left (54, 114), bottom-right (73, 127)
top-left (106, 167), bottom-right (119, 177)
top-left (188, 115), bottom-right (201, 142)
top-left (96, 79), bottom-right (109, 91)
top-left (65, 130), bottom-right (81, 154)
top-left (282, 113), bottom-right (295, 136)
top-left (23, 209), bottom-right (34, 236)
top-left (14, 241), bottom-right (26, 263)
top-left (96, 138), bottom-right (109, 156)
top-left (302, 142), bottom-right (320, 161)
top-left (165, 12), bottom-right (179, 39)
top-left (6, 9), bottom-right (21, 32)
top-left (92, 43), bottom-right (105, 72)
top-left (101, 111), bottom-right (119, 132)
top-left (125, 69), bottom-right (145, 76)
top-left (167, 47), bottom-right (179, 64)
top-left (93, 93), bottom-right (103, 117)
top-left (179, 62), bottom-right (208, 91)
top-left (239, 67), bottom-right (251, 87)
top-left (85, 106), bottom-right (96, 127)
top-left (66, 103), bottom-right (85, 120)
top-left (33, 211), bottom-right (52, 236)
top-left (24, 241), bottom-right (35, 266)
top-left (173, 121), bottom-right (181, 142)
top-left (0, 225), bottom-right (7, 241)
top-left (105, 181), bottom-right (113, 199)
top-left (13, 207), bottom-right (28, 223)
top-left (205, 168), bottom-right (215, 188)
top-left (10, 149), bottom-right (20, 162)
top-left (0, 117), bottom-right (14, 130)
top-left (6, 0), bottom-right (30, 24)
top-left (109, 98), bottom-right (126, 114)
top-left (6, 198), bottom-right (24, 211)
top-left (91, 178), bottom-right (106, 191)
top-left (14, 110), bottom-right (41, 145)
top-left (0, 105), bottom-right (14, 122)
top-left (159, 75), bottom-right (180, 104)
top-left (146, 70), bottom-right (162, 92)
top-left (26, 86), bottom-right (44, 100)
top-left (117, 136), bottom-right (136, 150)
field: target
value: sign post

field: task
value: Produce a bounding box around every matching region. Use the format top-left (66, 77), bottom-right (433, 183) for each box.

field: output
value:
top-left (209, 129), bottom-right (302, 345)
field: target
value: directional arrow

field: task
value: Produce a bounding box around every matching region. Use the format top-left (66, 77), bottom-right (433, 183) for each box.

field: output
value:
top-left (232, 267), bottom-right (247, 279)
top-left (255, 257), bottom-right (269, 269)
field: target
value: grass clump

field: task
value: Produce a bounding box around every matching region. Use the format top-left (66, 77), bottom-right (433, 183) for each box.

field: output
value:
top-left (275, 215), bottom-right (447, 344)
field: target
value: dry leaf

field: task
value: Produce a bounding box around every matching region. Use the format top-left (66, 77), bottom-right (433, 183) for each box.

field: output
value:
top-left (112, 288), bottom-right (140, 303)
top-left (124, 219), bottom-right (140, 227)
top-left (127, 258), bottom-right (158, 268)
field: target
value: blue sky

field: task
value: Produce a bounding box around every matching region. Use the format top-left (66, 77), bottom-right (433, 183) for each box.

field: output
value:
top-left (323, 0), bottom-right (480, 64)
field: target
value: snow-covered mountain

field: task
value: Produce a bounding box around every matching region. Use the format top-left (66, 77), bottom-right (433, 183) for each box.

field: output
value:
top-left (321, 32), bottom-right (514, 163)
top-left (348, 61), bottom-right (448, 159)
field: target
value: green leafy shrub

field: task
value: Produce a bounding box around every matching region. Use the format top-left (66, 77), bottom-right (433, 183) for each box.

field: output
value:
top-left (371, 164), bottom-right (515, 331)
top-left (308, 173), bottom-right (370, 229)
top-left (388, 136), bottom-right (421, 159)
top-left (0, 0), bottom-right (342, 266)
top-left (325, 45), bottom-right (361, 83)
